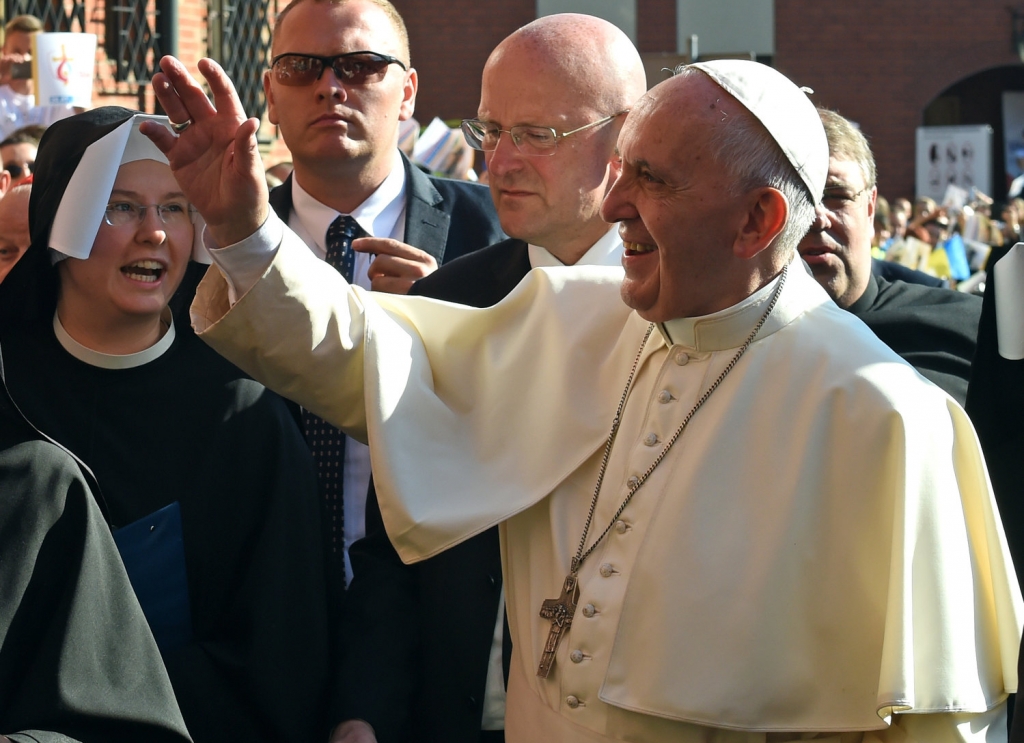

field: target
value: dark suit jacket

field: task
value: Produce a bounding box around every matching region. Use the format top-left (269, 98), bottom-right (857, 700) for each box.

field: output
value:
top-left (268, 153), bottom-right (504, 268)
top-left (871, 257), bottom-right (947, 288)
top-left (338, 239), bottom-right (530, 743)
top-left (847, 273), bottom-right (981, 406)
top-left (275, 155), bottom-right (504, 738)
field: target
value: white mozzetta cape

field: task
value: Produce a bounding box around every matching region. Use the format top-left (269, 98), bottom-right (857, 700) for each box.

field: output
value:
top-left (192, 222), bottom-right (1022, 740)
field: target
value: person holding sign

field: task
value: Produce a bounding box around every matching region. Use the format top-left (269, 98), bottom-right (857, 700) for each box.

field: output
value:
top-left (0, 15), bottom-right (73, 139)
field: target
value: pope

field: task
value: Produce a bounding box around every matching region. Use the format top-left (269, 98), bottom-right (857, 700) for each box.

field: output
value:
top-left (143, 53), bottom-right (1021, 743)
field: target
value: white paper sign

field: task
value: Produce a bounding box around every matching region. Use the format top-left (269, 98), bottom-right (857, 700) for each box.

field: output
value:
top-left (916, 125), bottom-right (992, 201)
top-left (32, 32), bottom-right (96, 108)
top-left (994, 242), bottom-right (1024, 360)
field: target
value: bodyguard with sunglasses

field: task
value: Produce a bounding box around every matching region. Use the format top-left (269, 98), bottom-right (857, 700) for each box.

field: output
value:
top-left (262, 2), bottom-right (502, 740)
top-left (263, 0), bottom-right (501, 298)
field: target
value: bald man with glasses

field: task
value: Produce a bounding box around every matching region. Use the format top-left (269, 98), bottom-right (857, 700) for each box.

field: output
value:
top-left (797, 108), bottom-right (981, 405)
top-left (332, 14), bottom-right (647, 743)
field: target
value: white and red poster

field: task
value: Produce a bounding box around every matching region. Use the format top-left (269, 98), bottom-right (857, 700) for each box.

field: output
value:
top-left (32, 32), bottom-right (96, 108)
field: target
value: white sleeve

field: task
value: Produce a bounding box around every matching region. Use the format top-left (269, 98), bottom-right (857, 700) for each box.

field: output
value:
top-left (203, 212), bottom-right (286, 306)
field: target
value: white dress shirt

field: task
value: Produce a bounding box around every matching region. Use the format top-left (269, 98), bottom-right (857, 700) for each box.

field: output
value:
top-left (288, 153), bottom-right (407, 585)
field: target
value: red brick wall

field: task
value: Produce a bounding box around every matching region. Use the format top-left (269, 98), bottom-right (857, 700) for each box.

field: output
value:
top-left (775, 0), bottom-right (1021, 200)
top-left (176, 0), bottom-right (207, 73)
top-left (637, 0), bottom-right (676, 53)
top-left (80, 0), bottom-right (206, 111)
top-left (393, 0), bottom-right (534, 123)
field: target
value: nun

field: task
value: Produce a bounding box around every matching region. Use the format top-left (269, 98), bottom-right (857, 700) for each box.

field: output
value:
top-left (0, 108), bottom-right (335, 743)
top-left (0, 345), bottom-right (192, 743)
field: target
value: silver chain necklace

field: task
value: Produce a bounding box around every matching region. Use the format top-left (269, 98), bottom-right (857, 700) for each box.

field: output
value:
top-left (536, 264), bottom-right (789, 678)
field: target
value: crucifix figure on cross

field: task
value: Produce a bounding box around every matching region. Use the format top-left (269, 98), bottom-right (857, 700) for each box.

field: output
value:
top-left (537, 574), bottom-right (580, 678)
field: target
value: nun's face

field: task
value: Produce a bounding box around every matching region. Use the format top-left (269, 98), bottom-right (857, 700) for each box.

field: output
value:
top-left (58, 159), bottom-right (192, 323)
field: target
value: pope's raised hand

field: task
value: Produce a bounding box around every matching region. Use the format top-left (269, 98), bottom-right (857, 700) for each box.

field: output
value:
top-left (140, 55), bottom-right (269, 247)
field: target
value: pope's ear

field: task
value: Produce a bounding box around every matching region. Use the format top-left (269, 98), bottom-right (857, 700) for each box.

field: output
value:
top-left (734, 187), bottom-right (788, 260)
top-left (0, 170), bottom-right (10, 199)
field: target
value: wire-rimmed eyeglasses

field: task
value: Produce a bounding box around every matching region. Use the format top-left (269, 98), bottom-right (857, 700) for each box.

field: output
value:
top-left (820, 185), bottom-right (872, 216)
top-left (103, 201), bottom-right (195, 227)
top-left (461, 111), bottom-right (629, 157)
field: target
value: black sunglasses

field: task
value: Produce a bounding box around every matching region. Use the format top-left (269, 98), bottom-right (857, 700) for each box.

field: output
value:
top-left (270, 51), bottom-right (407, 87)
top-left (5, 160), bottom-right (33, 179)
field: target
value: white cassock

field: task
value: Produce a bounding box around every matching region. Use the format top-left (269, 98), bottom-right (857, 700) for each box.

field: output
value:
top-left (192, 216), bottom-right (1023, 742)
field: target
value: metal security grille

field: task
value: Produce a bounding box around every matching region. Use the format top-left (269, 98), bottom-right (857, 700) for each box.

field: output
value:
top-left (3, 0), bottom-right (85, 32)
top-left (3, 0), bottom-right (169, 103)
top-left (208, 0), bottom-right (276, 123)
top-left (103, 0), bottom-right (162, 85)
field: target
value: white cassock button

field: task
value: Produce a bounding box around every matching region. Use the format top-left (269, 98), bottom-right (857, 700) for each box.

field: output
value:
top-left (566, 695), bottom-right (580, 709)
top-left (615, 520), bottom-right (628, 534)
top-left (570, 649), bottom-right (584, 663)
top-left (627, 476), bottom-right (640, 489)
top-left (599, 563), bottom-right (615, 578)
top-left (644, 433), bottom-right (659, 447)
top-left (657, 390), bottom-right (673, 404)
top-left (674, 351), bottom-right (690, 366)
top-left (582, 603), bottom-right (596, 617)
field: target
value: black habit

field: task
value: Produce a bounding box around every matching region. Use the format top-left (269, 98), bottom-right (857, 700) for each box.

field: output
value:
top-left (0, 350), bottom-right (192, 743)
top-left (0, 107), bottom-right (335, 743)
top-left (847, 273), bottom-right (981, 406)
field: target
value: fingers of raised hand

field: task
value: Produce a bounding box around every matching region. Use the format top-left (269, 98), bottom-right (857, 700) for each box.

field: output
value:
top-left (138, 118), bottom-right (179, 155)
top-left (154, 56), bottom-right (219, 125)
top-left (197, 58), bottom-right (249, 124)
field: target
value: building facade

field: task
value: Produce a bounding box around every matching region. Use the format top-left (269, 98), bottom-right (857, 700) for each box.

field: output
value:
top-left (7, 0), bottom-right (1020, 200)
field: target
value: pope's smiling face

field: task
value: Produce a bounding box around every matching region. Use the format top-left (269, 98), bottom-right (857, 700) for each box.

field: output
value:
top-left (601, 74), bottom-right (758, 322)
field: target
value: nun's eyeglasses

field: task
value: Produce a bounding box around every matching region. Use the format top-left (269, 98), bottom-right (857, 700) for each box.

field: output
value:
top-left (270, 51), bottom-right (407, 87)
top-left (103, 201), bottom-right (195, 227)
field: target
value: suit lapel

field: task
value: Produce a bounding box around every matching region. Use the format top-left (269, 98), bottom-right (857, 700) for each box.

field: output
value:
top-left (268, 175), bottom-right (295, 222)
top-left (492, 239), bottom-right (532, 298)
top-left (402, 154), bottom-right (450, 264)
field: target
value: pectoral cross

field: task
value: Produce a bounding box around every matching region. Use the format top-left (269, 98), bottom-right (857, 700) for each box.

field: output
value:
top-left (537, 574), bottom-right (580, 678)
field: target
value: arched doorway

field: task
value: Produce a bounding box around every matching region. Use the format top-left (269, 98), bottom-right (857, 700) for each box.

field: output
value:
top-left (924, 64), bottom-right (1024, 201)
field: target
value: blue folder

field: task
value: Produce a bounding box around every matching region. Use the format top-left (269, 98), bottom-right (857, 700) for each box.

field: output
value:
top-left (112, 501), bottom-right (193, 653)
